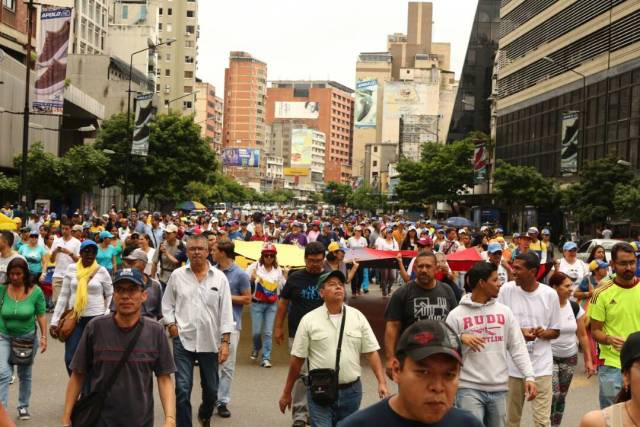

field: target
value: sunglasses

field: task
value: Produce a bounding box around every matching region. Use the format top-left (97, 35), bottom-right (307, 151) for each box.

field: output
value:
top-left (263, 253), bottom-right (275, 258)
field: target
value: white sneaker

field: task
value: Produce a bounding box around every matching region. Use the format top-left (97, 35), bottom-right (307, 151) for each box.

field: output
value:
top-left (261, 360), bottom-right (272, 368)
top-left (9, 374), bottom-right (15, 385)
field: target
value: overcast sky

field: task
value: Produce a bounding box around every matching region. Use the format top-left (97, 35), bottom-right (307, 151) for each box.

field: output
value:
top-left (197, 0), bottom-right (479, 93)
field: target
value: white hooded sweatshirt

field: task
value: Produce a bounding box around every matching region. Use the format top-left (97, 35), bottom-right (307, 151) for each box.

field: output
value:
top-left (446, 293), bottom-right (535, 392)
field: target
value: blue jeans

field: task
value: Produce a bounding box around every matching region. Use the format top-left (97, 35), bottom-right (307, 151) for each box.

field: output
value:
top-left (598, 365), bottom-right (622, 409)
top-left (173, 336), bottom-right (219, 427)
top-left (307, 379), bottom-right (362, 427)
top-left (64, 316), bottom-right (97, 375)
top-left (251, 302), bottom-right (277, 361)
top-left (456, 388), bottom-right (506, 427)
top-left (0, 331), bottom-right (38, 409)
top-left (362, 268), bottom-right (369, 291)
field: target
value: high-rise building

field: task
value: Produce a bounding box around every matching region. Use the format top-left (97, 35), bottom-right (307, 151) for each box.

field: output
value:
top-left (156, 0), bottom-right (198, 114)
top-left (266, 80), bottom-right (354, 185)
top-left (495, 0), bottom-right (640, 177)
top-left (447, 0), bottom-right (500, 143)
top-left (195, 80), bottom-right (223, 154)
top-left (222, 51), bottom-right (267, 191)
top-left (69, 0), bottom-right (108, 56)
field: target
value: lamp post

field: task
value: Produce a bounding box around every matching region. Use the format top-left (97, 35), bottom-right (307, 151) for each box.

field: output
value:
top-left (542, 57), bottom-right (587, 172)
top-left (20, 0), bottom-right (35, 214)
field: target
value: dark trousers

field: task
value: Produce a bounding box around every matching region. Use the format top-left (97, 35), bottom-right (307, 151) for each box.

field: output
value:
top-left (173, 337), bottom-right (219, 427)
top-left (64, 316), bottom-right (97, 375)
top-left (350, 267), bottom-right (364, 295)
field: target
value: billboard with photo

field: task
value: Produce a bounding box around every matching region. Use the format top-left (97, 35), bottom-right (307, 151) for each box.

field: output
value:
top-left (275, 102), bottom-right (320, 119)
top-left (222, 148), bottom-right (261, 167)
top-left (473, 139), bottom-right (488, 184)
top-left (382, 81), bottom-right (438, 120)
top-left (355, 79), bottom-right (378, 128)
top-left (33, 7), bottom-right (72, 114)
top-left (561, 111), bottom-right (579, 177)
top-left (131, 93), bottom-right (155, 156)
top-left (291, 129), bottom-right (313, 167)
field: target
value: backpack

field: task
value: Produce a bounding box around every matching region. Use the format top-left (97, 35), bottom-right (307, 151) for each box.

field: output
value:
top-left (570, 300), bottom-right (580, 319)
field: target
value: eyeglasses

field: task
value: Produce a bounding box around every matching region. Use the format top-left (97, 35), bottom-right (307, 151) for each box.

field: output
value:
top-left (263, 254), bottom-right (275, 258)
top-left (114, 286), bottom-right (142, 295)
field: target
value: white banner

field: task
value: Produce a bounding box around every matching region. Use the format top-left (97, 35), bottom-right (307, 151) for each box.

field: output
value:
top-left (275, 101), bottom-right (319, 119)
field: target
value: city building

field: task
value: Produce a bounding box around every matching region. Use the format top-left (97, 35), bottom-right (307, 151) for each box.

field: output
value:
top-left (69, 0), bottom-right (108, 56)
top-left (399, 115), bottom-right (440, 159)
top-left (263, 155), bottom-right (284, 192)
top-left (222, 51), bottom-right (267, 191)
top-left (0, 0), bottom-right (36, 62)
top-left (195, 79), bottom-right (223, 153)
top-left (156, 0), bottom-right (198, 114)
top-left (495, 0), bottom-right (640, 177)
top-left (447, 0), bottom-right (500, 143)
top-left (363, 142), bottom-right (398, 195)
top-left (266, 80), bottom-right (354, 185)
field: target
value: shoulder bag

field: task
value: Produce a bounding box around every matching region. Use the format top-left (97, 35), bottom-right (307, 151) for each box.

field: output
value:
top-left (306, 307), bottom-right (346, 406)
top-left (71, 318), bottom-right (144, 427)
top-left (57, 267), bottom-right (100, 343)
top-left (0, 287), bottom-right (36, 366)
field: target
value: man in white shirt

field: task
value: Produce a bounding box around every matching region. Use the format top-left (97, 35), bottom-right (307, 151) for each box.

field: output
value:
top-left (162, 234), bottom-right (235, 427)
top-left (50, 221), bottom-right (81, 304)
top-left (497, 252), bottom-right (561, 427)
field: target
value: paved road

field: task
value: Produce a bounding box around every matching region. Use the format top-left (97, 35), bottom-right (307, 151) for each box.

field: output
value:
top-left (6, 288), bottom-right (599, 426)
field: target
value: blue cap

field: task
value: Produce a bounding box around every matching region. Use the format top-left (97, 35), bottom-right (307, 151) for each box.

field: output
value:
top-left (80, 240), bottom-right (98, 251)
top-left (541, 228), bottom-right (550, 235)
top-left (495, 228), bottom-right (504, 233)
top-left (99, 231), bottom-right (113, 240)
top-left (29, 230), bottom-right (39, 237)
top-left (563, 241), bottom-right (578, 251)
top-left (487, 242), bottom-right (503, 253)
top-left (113, 268), bottom-right (144, 288)
top-left (50, 213), bottom-right (57, 219)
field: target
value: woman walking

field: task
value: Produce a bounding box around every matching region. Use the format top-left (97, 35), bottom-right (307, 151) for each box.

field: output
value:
top-left (18, 231), bottom-right (46, 285)
top-left (50, 240), bottom-right (113, 374)
top-left (0, 258), bottom-right (47, 420)
top-left (96, 230), bottom-right (117, 277)
top-left (375, 227), bottom-right (399, 297)
top-left (347, 226), bottom-right (368, 296)
top-left (137, 234), bottom-right (156, 278)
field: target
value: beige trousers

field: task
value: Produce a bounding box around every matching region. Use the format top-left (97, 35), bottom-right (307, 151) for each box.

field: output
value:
top-left (507, 375), bottom-right (552, 427)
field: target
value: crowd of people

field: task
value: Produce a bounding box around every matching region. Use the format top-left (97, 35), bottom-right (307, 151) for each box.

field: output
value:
top-left (0, 204), bottom-right (638, 426)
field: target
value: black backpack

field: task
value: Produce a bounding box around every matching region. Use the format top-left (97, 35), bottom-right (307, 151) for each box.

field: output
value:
top-left (570, 300), bottom-right (580, 319)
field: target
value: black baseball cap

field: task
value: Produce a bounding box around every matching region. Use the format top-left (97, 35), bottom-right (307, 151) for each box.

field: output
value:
top-left (396, 320), bottom-right (463, 364)
top-left (621, 331), bottom-right (640, 371)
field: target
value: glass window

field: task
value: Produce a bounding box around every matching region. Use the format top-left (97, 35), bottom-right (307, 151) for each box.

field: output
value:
top-left (2, 0), bottom-right (16, 11)
top-left (122, 5), bottom-right (128, 19)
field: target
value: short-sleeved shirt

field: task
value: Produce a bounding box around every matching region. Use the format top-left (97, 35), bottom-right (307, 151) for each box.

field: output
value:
top-left (280, 269), bottom-right (323, 337)
top-left (291, 304), bottom-right (379, 384)
top-left (384, 281), bottom-right (458, 335)
top-left (337, 398), bottom-right (484, 427)
top-left (50, 236), bottom-right (81, 279)
top-left (0, 253), bottom-right (24, 284)
top-left (588, 277), bottom-right (640, 369)
top-left (152, 240), bottom-right (187, 283)
top-left (220, 263), bottom-right (251, 330)
top-left (551, 302), bottom-right (584, 358)
top-left (70, 315), bottom-right (176, 427)
top-left (18, 244), bottom-right (46, 274)
top-left (96, 244), bottom-right (116, 270)
top-left (0, 285), bottom-right (45, 336)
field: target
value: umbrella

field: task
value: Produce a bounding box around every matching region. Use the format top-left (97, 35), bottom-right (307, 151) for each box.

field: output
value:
top-left (446, 247), bottom-right (483, 272)
top-left (176, 201), bottom-right (206, 211)
top-left (445, 216), bottom-right (474, 229)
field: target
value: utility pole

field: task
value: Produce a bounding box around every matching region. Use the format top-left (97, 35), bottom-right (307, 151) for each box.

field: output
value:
top-left (20, 0), bottom-right (35, 216)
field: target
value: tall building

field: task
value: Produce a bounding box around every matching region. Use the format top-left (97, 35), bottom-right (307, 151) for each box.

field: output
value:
top-left (0, 0), bottom-right (36, 62)
top-left (222, 51), bottom-right (267, 190)
top-left (69, 0), bottom-right (108, 55)
top-left (447, 0), bottom-right (500, 143)
top-left (156, 0), bottom-right (198, 114)
top-left (195, 80), bottom-right (223, 153)
top-left (266, 80), bottom-right (354, 185)
top-left (496, 0), bottom-right (640, 177)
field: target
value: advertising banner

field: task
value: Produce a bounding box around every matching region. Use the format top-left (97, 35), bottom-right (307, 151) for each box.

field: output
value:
top-left (382, 81), bottom-right (438, 120)
top-left (473, 139), bottom-right (488, 184)
top-left (33, 6), bottom-right (72, 114)
top-left (222, 148), bottom-right (261, 167)
top-left (275, 102), bottom-right (319, 119)
top-left (131, 93), bottom-right (155, 156)
top-left (355, 79), bottom-right (378, 128)
top-left (283, 167), bottom-right (310, 177)
top-left (561, 111), bottom-right (579, 177)
top-left (291, 129), bottom-right (313, 167)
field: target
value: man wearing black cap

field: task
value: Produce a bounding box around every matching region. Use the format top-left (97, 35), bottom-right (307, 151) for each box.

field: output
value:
top-left (339, 320), bottom-right (483, 426)
top-left (279, 270), bottom-right (388, 426)
top-left (61, 268), bottom-right (176, 427)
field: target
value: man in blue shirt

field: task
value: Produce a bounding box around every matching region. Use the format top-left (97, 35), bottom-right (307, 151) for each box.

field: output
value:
top-left (214, 239), bottom-right (251, 418)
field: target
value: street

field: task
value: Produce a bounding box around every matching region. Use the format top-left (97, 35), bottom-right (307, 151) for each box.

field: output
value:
top-left (6, 286), bottom-right (598, 426)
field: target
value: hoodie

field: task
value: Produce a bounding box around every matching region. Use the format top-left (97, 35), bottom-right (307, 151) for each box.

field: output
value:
top-left (446, 294), bottom-right (534, 392)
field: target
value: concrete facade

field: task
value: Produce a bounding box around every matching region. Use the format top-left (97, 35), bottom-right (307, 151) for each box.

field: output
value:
top-left (69, 0), bottom-right (108, 55)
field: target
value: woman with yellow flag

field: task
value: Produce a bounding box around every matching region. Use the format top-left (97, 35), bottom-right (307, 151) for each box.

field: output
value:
top-left (49, 240), bottom-right (113, 374)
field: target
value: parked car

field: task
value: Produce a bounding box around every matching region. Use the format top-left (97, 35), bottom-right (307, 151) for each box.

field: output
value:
top-left (577, 239), bottom-right (620, 262)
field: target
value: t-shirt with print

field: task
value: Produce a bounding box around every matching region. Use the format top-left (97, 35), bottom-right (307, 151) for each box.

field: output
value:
top-left (551, 302), bottom-right (584, 358)
top-left (497, 281), bottom-right (561, 377)
top-left (384, 281), bottom-right (458, 335)
top-left (588, 277), bottom-right (640, 369)
top-left (280, 268), bottom-right (323, 337)
top-left (220, 263), bottom-right (251, 330)
top-left (70, 315), bottom-right (175, 427)
top-left (0, 253), bottom-right (24, 284)
top-left (337, 398), bottom-right (483, 427)
top-left (18, 244), bottom-right (46, 274)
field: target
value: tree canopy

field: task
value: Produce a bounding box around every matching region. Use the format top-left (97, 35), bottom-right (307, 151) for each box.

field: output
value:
top-left (493, 160), bottom-right (558, 208)
top-left (324, 181), bottom-right (352, 206)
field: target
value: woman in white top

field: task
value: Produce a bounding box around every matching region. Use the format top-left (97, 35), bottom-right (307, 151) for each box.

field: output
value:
top-left (49, 240), bottom-right (113, 374)
top-left (549, 271), bottom-right (595, 427)
top-left (375, 227), bottom-right (398, 297)
top-left (247, 243), bottom-right (286, 368)
top-left (347, 226), bottom-right (368, 296)
top-left (138, 234), bottom-right (156, 279)
top-left (556, 241), bottom-right (589, 299)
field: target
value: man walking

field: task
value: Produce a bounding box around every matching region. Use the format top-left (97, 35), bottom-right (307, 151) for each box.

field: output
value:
top-left (162, 235), bottom-right (235, 427)
top-left (497, 252), bottom-right (560, 427)
top-left (120, 247), bottom-right (163, 320)
top-left (152, 224), bottom-right (186, 289)
top-left (214, 239), bottom-right (251, 418)
top-left (146, 212), bottom-right (165, 251)
top-left (61, 268), bottom-right (176, 427)
top-left (279, 270), bottom-right (388, 426)
top-left (49, 221), bottom-right (80, 303)
top-left (274, 241), bottom-right (326, 427)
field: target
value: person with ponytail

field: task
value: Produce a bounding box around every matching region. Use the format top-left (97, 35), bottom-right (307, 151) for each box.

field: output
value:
top-left (49, 240), bottom-right (113, 374)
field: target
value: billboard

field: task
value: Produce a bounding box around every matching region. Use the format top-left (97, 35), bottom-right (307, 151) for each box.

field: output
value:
top-left (33, 7), bottom-right (72, 114)
top-left (561, 111), bottom-right (579, 177)
top-left (291, 129), bottom-right (313, 167)
top-left (222, 148), bottom-right (260, 167)
top-left (382, 81), bottom-right (439, 121)
top-left (275, 102), bottom-right (320, 119)
top-left (131, 93), bottom-right (155, 156)
top-left (473, 139), bottom-right (488, 184)
top-left (355, 79), bottom-right (378, 128)
top-left (283, 167), bottom-right (310, 177)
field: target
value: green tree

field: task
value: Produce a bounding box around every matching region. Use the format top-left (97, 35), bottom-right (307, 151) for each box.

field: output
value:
top-left (324, 181), bottom-right (352, 206)
top-left (493, 160), bottom-right (558, 208)
top-left (308, 191), bottom-right (322, 204)
top-left (0, 172), bottom-right (17, 194)
top-left (59, 144), bottom-right (109, 196)
top-left (613, 179), bottom-right (640, 222)
top-left (262, 189), bottom-right (295, 204)
top-left (395, 133), bottom-right (476, 208)
top-left (13, 142), bottom-right (63, 201)
top-left (348, 184), bottom-right (385, 213)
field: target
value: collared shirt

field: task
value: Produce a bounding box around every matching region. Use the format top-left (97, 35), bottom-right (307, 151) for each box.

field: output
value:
top-left (161, 263), bottom-right (235, 353)
top-left (146, 225), bottom-right (164, 250)
top-left (291, 304), bottom-right (380, 384)
top-left (219, 262), bottom-right (251, 330)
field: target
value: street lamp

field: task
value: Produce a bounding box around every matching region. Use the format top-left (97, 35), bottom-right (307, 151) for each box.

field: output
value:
top-left (166, 90), bottom-right (199, 111)
top-left (19, 0), bottom-right (36, 212)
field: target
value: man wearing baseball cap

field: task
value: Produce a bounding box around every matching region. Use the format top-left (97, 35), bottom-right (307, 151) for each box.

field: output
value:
top-left (151, 223), bottom-right (187, 290)
top-left (485, 241), bottom-right (512, 286)
top-left (339, 319), bottom-right (483, 426)
top-left (119, 247), bottom-right (163, 320)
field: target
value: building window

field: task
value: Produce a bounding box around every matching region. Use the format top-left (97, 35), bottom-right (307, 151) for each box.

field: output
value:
top-left (122, 4), bottom-right (128, 19)
top-left (184, 86), bottom-right (193, 93)
top-left (186, 10), bottom-right (194, 18)
top-left (183, 101), bottom-right (192, 109)
top-left (165, 69), bottom-right (171, 76)
top-left (185, 55), bottom-right (194, 63)
top-left (156, 84), bottom-right (160, 92)
top-left (167, 8), bottom-right (172, 15)
top-left (184, 70), bottom-right (193, 78)
top-left (373, 146), bottom-right (378, 153)
top-left (166, 23), bottom-right (172, 32)
top-left (165, 53), bottom-right (171, 61)
top-left (158, 23), bottom-right (162, 31)
top-left (185, 40), bottom-right (195, 48)
top-left (2, 0), bottom-right (15, 10)
top-left (186, 25), bottom-right (195, 34)
top-left (159, 7), bottom-right (162, 15)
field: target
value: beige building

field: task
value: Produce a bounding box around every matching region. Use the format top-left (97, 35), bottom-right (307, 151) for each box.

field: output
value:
top-left (69, 0), bottom-right (108, 55)
top-left (194, 80), bottom-right (223, 154)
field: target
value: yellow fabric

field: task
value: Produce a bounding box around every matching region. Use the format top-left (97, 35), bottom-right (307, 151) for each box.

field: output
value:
top-left (0, 213), bottom-right (16, 231)
top-left (74, 260), bottom-right (98, 316)
top-left (233, 240), bottom-right (305, 268)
